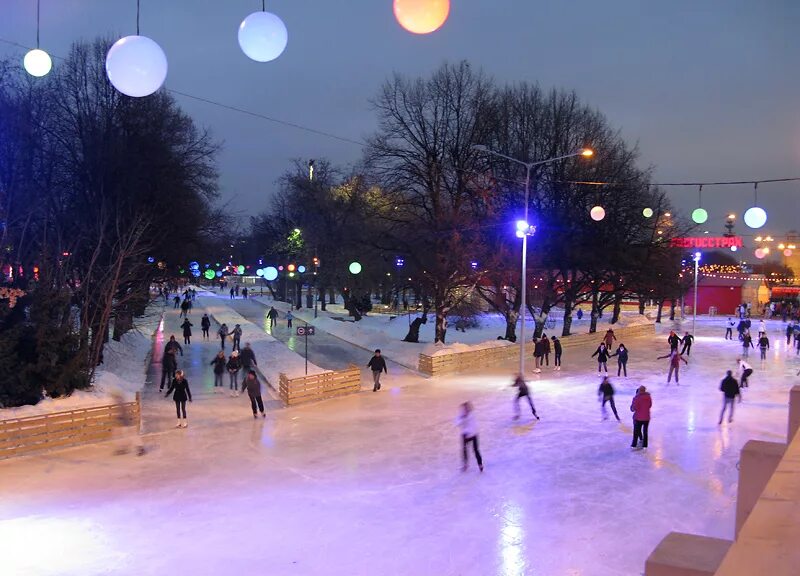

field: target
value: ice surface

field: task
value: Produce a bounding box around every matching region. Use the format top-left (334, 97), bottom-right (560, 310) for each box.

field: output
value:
top-left (0, 315), bottom-right (796, 576)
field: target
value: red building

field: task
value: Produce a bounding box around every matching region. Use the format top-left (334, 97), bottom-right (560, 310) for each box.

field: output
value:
top-left (685, 274), bottom-right (768, 316)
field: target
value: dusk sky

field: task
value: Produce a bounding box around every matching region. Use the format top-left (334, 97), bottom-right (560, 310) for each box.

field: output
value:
top-left (2, 0), bottom-right (798, 237)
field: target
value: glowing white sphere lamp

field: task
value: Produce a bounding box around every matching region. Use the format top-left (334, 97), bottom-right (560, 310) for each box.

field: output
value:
top-left (24, 48), bottom-right (52, 77)
top-left (349, 261), bottom-right (362, 275)
top-left (642, 207), bottom-right (653, 218)
top-left (238, 11), bottom-right (288, 62)
top-left (743, 206), bottom-right (767, 229)
top-left (754, 248), bottom-right (765, 259)
top-left (691, 208), bottom-right (708, 224)
top-left (590, 206), bottom-right (606, 221)
top-left (264, 266), bottom-right (278, 281)
top-left (105, 35), bottom-right (168, 97)
top-left (394, 0), bottom-right (450, 34)
top-left (730, 245), bottom-right (738, 252)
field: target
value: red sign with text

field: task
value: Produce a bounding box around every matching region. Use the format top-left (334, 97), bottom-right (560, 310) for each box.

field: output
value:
top-left (670, 236), bottom-right (742, 249)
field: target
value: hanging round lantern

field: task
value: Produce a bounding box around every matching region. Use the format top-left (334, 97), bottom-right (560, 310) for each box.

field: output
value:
top-left (204, 269), bottom-right (215, 280)
top-left (264, 266), bottom-right (279, 281)
top-left (298, 265), bottom-right (306, 273)
top-left (215, 270), bottom-right (223, 278)
top-left (105, 35), bottom-right (168, 97)
top-left (349, 261), bottom-right (362, 275)
top-left (23, 48), bottom-right (52, 77)
top-left (393, 0), bottom-right (450, 34)
top-left (238, 11), bottom-right (288, 62)
top-left (642, 207), bottom-right (653, 218)
top-left (730, 245), bottom-right (738, 252)
top-left (237, 264), bottom-right (245, 274)
top-left (784, 249), bottom-right (793, 257)
top-left (590, 206), bottom-right (606, 221)
top-left (743, 206), bottom-right (767, 229)
top-left (691, 208), bottom-right (708, 224)
top-left (256, 268), bottom-right (264, 277)
top-left (754, 248), bottom-right (765, 259)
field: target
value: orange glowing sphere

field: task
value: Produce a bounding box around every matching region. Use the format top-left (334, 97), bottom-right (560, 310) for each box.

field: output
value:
top-left (394, 0), bottom-right (450, 35)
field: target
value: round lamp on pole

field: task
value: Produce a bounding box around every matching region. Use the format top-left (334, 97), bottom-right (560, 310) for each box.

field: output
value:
top-left (754, 248), bottom-right (765, 259)
top-left (238, 10), bottom-right (288, 62)
top-left (105, 35), bottom-right (168, 97)
top-left (590, 206), bottom-right (606, 221)
top-left (642, 207), bottom-right (653, 218)
top-left (691, 208), bottom-right (708, 224)
top-left (264, 266), bottom-right (278, 281)
top-left (204, 269), bottom-right (215, 280)
top-left (393, 0), bottom-right (450, 34)
top-left (24, 49), bottom-right (52, 77)
top-left (349, 261), bottom-right (362, 275)
top-left (744, 207), bottom-right (767, 229)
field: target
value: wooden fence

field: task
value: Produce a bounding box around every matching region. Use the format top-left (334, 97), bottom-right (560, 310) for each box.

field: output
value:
top-left (418, 323), bottom-right (656, 376)
top-left (0, 393), bottom-right (141, 460)
top-left (279, 365), bottom-right (361, 406)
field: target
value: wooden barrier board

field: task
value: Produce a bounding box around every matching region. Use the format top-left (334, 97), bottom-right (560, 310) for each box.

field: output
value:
top-left (279, 366), bottom-right (361, 406)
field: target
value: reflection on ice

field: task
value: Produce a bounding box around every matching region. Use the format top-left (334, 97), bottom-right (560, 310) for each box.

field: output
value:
top-left (498, 501), bottom-right (525, 576)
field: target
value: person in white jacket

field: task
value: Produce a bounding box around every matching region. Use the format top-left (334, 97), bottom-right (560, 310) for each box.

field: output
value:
top-left (737, 358), bottom-right (753, 388)
top-left (456, 402), bottom-right (483, 473)
top-left (758, 319), bottom-right (767, 338)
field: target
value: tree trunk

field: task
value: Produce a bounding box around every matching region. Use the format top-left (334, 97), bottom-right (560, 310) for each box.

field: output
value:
top-left (318, 285), bottom-right (327, 311)
top-left (434, 307), bottom-right (448, 343)
top-left (403, 314), bottom-right (427, 342)
top-left (669, 299), bottom-right (676, 321)
top-left (503, 310), bottom-right (518, 342)
top-left (589, 290), bottom-right (600, 333)
top-left (112, 306), bottom-right (133, 341)
top-left (533, 305), bottom-right (550, 339)
top-left (562, 299), bottom-right (574, 337)
top-left (611, 292), bottom-right (623, 324)
top-left (328, 287), bottom-right (335, 305)
top-left (656, 299), bottom-right (665, 323)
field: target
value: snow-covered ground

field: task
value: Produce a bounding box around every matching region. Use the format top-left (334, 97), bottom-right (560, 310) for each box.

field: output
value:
top-left (1, 313), bottom-right (798, 575)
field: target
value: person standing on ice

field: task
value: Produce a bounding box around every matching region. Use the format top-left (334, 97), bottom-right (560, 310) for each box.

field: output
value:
top-left (532, 336), bottom-right (544, 373)
top-left (173, 294), bottom-right (180, 309)
top-left (680, 331), bottom-right (694, 356)
top-left (226, 350), bottom-right (242, 396)
top-left (286, 310), bottom-right (294, 329)
top-left (591, 342), bottom-right (611, 374)
top-left (737, 358), bottom-right (753, 388)
top-left (656, 350), bottom-right (688, 385)
top-left (456, 401), bottom-right (483, 473)
top-left (718, 370), bottom-right (740, 425)
top-left (218, 323), bottom-right (229, 350)
top-left (667, 331), bottom-right (680, 352)
top-left (726, 318), bottom-right (736, 340)
top-left (181, 318), bottom-right (193, 345)
top-left (551, 336), bottom-right (562, 370)
top-left (367, 349), bottom-right (387, 392)
top-left (230, 287), bottom-right (235, 299)
top-left (241, 370), bottom-right (265, 418)
top-left (603, 328), bottom-right (616, 349)
top-left (741, 330), bottom-right (754, 358)
top-left (630, 386), bottom-right (652, 450)
top-left (267, 307), bottom-right (279, 330)
top-left (541, 334), bottom-right (551, 368)
top-left (610, 343), bottom-right (629, 377)
top-left (210, 351), bottom-right (226, 392)
top-left (598, 377), bottom-right (621, 422)
top-left (179, 298), bottom-right (190, 319)
top-left (786, 322), bottom-right (794, 345)
top-left (160, 336), bottom-right (183, 390)
top-left (757, 333), bottom-right (770, 361)
top-left (758, 319), bottom-right (767, 338)
top-left (165, 370), bottom-right (192, 428)
top-left (231, 324), bottom-right (243, 351)
top-left (511, 374), bottom-right (540, 420)
top-left (200, 313), bottom-right (211, 340)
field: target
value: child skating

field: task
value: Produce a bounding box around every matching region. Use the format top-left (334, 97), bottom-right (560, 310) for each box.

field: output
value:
top-left (456, 401), bottom-right (483, 473)
top-left (512, 374), bottom-right (540, 420)
top-left (656, 350), bottom-right (688, 385)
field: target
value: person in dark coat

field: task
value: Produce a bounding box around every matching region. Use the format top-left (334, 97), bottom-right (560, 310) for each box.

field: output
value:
top-left (165, 370), bottom-right (192, 428)
top-left (367, 349), bottom-right (387, 392)
top-left (758, 334), bottom-right (770, 361)
top-left (179, 299), bottom-right (190, 319)
top-left (201, 314), bottom-right (211, 340)
top-left (541, 335), bottom-right (551, 367)
top-left (241, 370), bottom-right (265, 418)
top-left (227, 350), bottom-right (242, 396)
top-left (181, 318), bottom-right (193, 345)
top-left (741, 331), bottom-right (754, 358)
top-left (511, 374), bottom-right (539, 420)
top-left (603, 329), bottom-right (616, 349)
top-left (231, 324), bottom-right (243, 352)
top-left (210, 351), bottom-right (226, 392)
top-left (718, 370), bottom-right (740, 425)
top-left (173, 295), bottom-right (180, 309)
top-left (680, 331), bottom-right (694, 356)
top-left (591, 343), bottom-right (610, 374)
top-left (551, 336), bottom-right (562, 370)
top-left (611, 343), bottom-right (629, 377)
top-left (533, 337), bottom-right (545, 373)
top-left (267, 307), bottom-right (278, 329)
top-left (598, 376), bottom-right (621, 421)
top-left (240, 343), bottom-right (257, 373)
top-left (160, 336), bottom-right (183, 390)
top-left (218, 323), bottom-right (229, 351)
top-left (667, 331), bottom-right (680, 352)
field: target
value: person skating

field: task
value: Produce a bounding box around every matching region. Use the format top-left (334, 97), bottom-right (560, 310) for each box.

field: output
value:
top-left (598, 376), bottom-right (621, 422)
top-left (551, 336), bottom-right (562, 371)
top-left (511, 374), bottom-right (539, 420)
top-left (367, 349), bottom-right (387, 391)
top-left (286, 310), bottom-right (294, 329)
top-left (200, 314), bottom-right (211, 340)
top-left (726, 318), bottom-right (736, 340)
top-left (227, 350), bottom-right (242, 396)
top-left (591, 342), bottom-right (611, 374)
top-left (229, 287), bottom-right (235, 299)
top-left (611, 343), bottom-right (629, 377)
top-left (165, 370), bottom-right (192, 428)
top-left (179, 299), bottom-right (190, 319)
top-left (240, 342), bottom-right (257, 373)
top-left (737, 358), bottom-right (753, 388)
top-left (758, 319), bottom-right (767, 338)
top-left (630, 386), bottom-right (652, 450)
top-left (786, 323), bottom-right (794, 346)
top-left (667, 331), bottom-right (680, 352)
top-left (741, 331), bottom-right (754, 358)
top-left (533, 336), bottom-right (545, 373)
top-left (680, 331), bottom-right (694, 356)
top-left (231, 324), bottom-right (243, 351)
top-left (242, 287), bottom-right (248, 299)
top-left (603, 328), bottom-right (616, 349)
top-left (173, 294), bottom-right (180, 309)
top-left (218, 323), bottom-right (229, 350)
top-left (210, 351), bottom-right (226, 392)
top-left (758, 333), bottom-right (770, 361)
top-left (181, 318), bottom-right (193, 345)
top-left (160, 336), bottom-right (183, 390)
top-left (656, 350), bottom-right (688, 385)
top-left (718, 370), bottom-right (741, 425)
top-left (541, 334), bottom-right (551, 367)
top-left (267, 307), bottom-right (278, 330)
top-left (456, 401), bottom-right (483, 473)
top-left (241, 370), bottom-right (265, 418)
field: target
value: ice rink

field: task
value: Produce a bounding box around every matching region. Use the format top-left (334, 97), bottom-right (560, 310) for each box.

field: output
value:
top-left (1, 313), bottom-right (797, 576)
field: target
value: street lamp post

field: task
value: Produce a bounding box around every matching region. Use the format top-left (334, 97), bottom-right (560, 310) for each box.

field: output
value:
top-left (472, 144), bottom-right (593, 375)
top-left (693, 251), bottom-right (701, 335)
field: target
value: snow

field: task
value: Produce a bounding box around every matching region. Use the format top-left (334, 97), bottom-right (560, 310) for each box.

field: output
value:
top-left (2, 312), bottom-right (798, 575)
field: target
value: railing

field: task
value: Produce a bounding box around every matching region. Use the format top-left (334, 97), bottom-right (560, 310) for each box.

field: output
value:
top-left (0, 393), bottom-right (141, 460)
top-left (279, 365), bottom-right (361, 406)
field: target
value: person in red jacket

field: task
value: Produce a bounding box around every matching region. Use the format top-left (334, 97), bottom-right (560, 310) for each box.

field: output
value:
top-left (630, 386), bottom-right (652, 450)
top-left (657, 350), bottom-right (688, 385)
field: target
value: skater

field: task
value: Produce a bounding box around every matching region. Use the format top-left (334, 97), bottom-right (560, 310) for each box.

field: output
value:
top-left (218, 323), bottom-right (229, 350)
top-left (181, 318), bottom-right (193, 345)
top-left (240, 342), bottom-right (257, 373)
top-left (242, 287), bottom-right (248, 299)
top-left (736, 319), bottom-right (747, 341)
top-left (541, 334), bottom-right (551, 367)
top-left (741, 331), bottom-right (754, 358)
top-left (611, 343), bottom-right (629, 377)
top-left (737, 358), bottom-right (753, 388)
top-left (210, 351), bottom-right (226, 392)
top-left (511, 374), bottom-right (539, 420)
top-left (657, 350), bottom-right (688, 385)
top-left (576, 308), bottom-right (583, 321)
top-left (456, 401), bottom-right (483, 473)
top-left (758, 333), bottom-right (770, 361)
top-left (286, 310), bottom-right (294, 329)
top-left (230, 287), bottom-right (235, 299)
top-left (718, 370), bottom-right (741, 425)
top-left (367, 349), bottom-right (387, 391)
top-left (226, 350), bottom-right (242, 396)
top-left (758, 319), bottom-right (766, 338)
top-left (786, 322), bottom-right (794, 345)
top-left (173, 294), bottom-right (180, 309)
top-left (160, 336), bottom-right (183, 390)
top-left (726, 318), bottom-right (736, 340)
top-left (667, 331), bottom-right (680, 352)
top-left (603, 328), bottom-right (616, 349)
top-left (630, 386), bottom-right (652, 450)
top-left (200, 313), bottom-right (211, 340)
top-left (241, 370), bottom-right (265, 418)
top-left (598, 376), bottom-right (621, 421)
top-left (267, 307), bottom-right (279, 329)
top-left (551, 335), bottom-right (562, 370)
top-left (179, 298), bottom-right (190, 319)
top-left (231, 324), bottom-right (243, 351)
top-left (680, 331), bottom-right (694, 355)
top-left (533, 336), bottom-right (545, 373)
top-left (591, 342), bottom-right (611, 374)
top-left (165, 370), bottom-right (192, 428)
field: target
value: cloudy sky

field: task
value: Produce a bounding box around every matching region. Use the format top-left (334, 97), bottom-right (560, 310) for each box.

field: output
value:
top-left (2, 0), bottom-right (798, 237)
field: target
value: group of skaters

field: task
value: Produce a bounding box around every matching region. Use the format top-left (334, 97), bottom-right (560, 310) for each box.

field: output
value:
top-left (531, 334), bottom-right (563, 372)
top-left (590, 329), bottom-right (630, 376)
